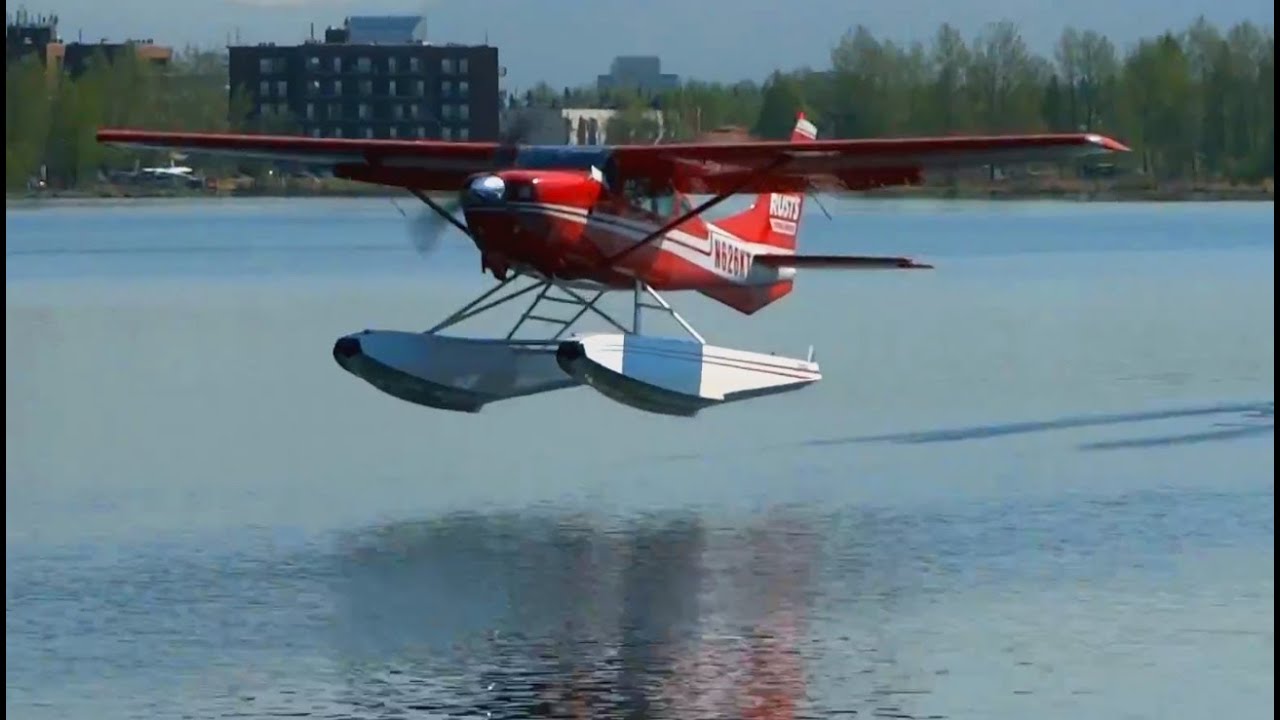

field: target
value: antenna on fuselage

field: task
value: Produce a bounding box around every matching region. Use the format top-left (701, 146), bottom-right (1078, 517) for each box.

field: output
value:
top-left (806, 180), bottom-right (833, 221)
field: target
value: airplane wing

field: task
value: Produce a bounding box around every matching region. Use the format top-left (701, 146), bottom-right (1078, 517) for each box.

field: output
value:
top-left (96, 128), bottom-right (1128, 194)
top-left (96, 129), bottom-right (508, 190)
top-left (612, 132), bottom-right (1131, 193)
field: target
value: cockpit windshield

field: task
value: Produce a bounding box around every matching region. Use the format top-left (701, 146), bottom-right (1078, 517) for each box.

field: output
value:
top-left (621, 179), bottom-right (682, 218)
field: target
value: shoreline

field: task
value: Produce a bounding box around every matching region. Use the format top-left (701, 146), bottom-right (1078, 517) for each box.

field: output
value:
top-left (7, 181), bottom-right (1274, 204)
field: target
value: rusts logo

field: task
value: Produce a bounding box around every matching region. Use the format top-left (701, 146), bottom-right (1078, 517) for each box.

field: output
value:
top-left (768, 193), bottom-right (801, 236)
top-left (769, 193), bottom-right (802, 222)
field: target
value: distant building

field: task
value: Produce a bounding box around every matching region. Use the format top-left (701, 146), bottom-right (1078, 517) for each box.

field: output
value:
top-left (596, 56), bottom-right (679, 94)
top-left (228, 15), bottom-right (501, 141)
top-left (344, 15), bottom-right (426, 44)
top-left (502, 106), bottom-right (665, 146)
top-left (53, 40), bottom-right (172, 78)
top-left (6, 10), bottom-right (171, 78)
top-left (6, 9), bottom-right (57, 66)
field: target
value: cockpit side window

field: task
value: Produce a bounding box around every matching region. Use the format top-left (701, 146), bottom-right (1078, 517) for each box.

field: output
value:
top-left (651, 193), bottom-right (675, 217)
top-left (619, 178), bottom-right (681, 218)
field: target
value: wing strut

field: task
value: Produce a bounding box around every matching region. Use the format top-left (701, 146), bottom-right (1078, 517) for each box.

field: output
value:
top-left (604, 155), bottom-right (791, 266)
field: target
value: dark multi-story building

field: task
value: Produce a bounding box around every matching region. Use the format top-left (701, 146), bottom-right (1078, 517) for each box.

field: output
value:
top-left (6, 9), bottom-right (58, 65)
top-left (228, 15), bottom-right (501, 141)
top-left (54, 40), bottom-right (172, 77)
top-left (7, 10), bottom-right (172, 78)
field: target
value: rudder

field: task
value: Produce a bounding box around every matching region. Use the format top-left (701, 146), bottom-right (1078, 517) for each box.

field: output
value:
top-left (699, 112), bottom-right (814, 314)
top-left (714, 113), bottom-right (816, 253)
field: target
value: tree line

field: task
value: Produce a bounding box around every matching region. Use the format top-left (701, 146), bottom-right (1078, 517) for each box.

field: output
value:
top-left (593, 18), bottom-right (1273, 184)
top-left (7, 47), bottom-right (278, 189)
top-left (7, 17), bottom-right (1273, 191)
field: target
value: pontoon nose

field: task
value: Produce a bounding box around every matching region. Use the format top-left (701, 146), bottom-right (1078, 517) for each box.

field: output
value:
top-left (333, 335), bottom-right (362, 362)
top-left (555, 340), bottom-right (586, 374)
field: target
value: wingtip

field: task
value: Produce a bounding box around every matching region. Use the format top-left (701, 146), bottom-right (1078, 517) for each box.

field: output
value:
top-left (1085, 133), bottom-right (1131, 153)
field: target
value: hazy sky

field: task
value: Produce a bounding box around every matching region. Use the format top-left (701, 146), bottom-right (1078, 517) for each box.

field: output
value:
top-left (7, 0), bottom-right (1274, 89)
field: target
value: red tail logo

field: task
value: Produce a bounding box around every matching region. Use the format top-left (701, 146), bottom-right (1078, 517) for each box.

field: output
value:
top-left (768, 193), bottom-right (802, 236)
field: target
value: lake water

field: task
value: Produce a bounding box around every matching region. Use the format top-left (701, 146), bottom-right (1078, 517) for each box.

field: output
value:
top-left (6, 197), bottom-right (1275, 719)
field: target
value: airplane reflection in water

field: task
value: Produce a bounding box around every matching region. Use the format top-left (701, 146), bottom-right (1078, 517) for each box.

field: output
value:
top-left (801, 400), bottom-right (1274, 450)
top-left (327, 511), bottom-right (819, 719)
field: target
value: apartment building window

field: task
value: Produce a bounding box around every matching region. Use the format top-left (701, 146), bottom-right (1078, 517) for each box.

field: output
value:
top-left (306, 103), bottom-right (315, 120)
top-left (442, 126), bottom-right (453, 140)
top-left (276, 80), bottom-right (287, 97)
top-left (310, 127), bottom-right (321, 138)
top-left (409, 104), bottom-right (420, 119)
top-left (308, 56), bottom-right (320, 71)
top-left (442, 80), bottom-right (453, 97)
top-left (332, 57), bottom-right (341, 72)
top-left (259, 57), bottom-right (283, 74)
top-left (458, 81), bottom-right (469, 99)
top-left (459, 58), bottom-right (468, 74)
top-left (388, 57), bottom-right (397, 73)
top-left (458, 127), bottom-right (469, 141)
top-left (389, 126), bottom-right (398, 138)
top-left (459, 104), bottom-right (469, 121)
top-left (328, 104), bottom-right (342, 120)
top-left (363, 127), bottom-right (374, 139)
top-left (409, 57), bottom-right (420, 72)
top-left (415, 126), bottom-right (426, 138)
top-left (413, 79), bottom-right (425, 96)
top-left (357, 57), bottom-right (371, 73)
top-left (307, 80), bottom-right (321, 96)
top-left (259, 80), bottom-right (270, 97)
top-left (359, 79), bottom-right (373, 95)
top-left (358, 103), bottom-right (371, 120)
top-left (441, 57), bottom-right (454, 74)
top-left (392, 104), bottom-right (404, 121)
top-left (332, 126), bottom-right (343, 138)
top-left (333, 79), bottom-right (342, 95)
top-left (389, 79), bottom-right (397, 96)
top-left (441, 104), bottom-right (455, 120)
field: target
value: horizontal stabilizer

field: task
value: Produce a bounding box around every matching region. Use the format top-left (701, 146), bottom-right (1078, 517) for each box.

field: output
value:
top-left (754, 254), bottom-right (934, 270)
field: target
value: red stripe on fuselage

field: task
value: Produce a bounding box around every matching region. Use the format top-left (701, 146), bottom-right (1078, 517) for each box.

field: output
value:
top-left (463, 203), bottom-right (784, 291)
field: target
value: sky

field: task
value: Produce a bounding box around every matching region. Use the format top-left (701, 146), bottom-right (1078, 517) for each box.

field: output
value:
top-left (6, 0), bottom-right (1275, 90)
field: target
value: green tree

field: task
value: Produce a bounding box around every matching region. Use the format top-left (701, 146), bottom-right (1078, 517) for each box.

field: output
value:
top-left (1118, 33), bottom-right (1196, 178)
top-left (606, 97), bottom-right (661, 144)
top-left (924, 23), bottom-right (973, 133)
top-left (753, 71), bottom-right (804, 139)
top-left (968, 21), bottom-right (1049, 133)
top-left (6, 56), bottom-right (51, 189)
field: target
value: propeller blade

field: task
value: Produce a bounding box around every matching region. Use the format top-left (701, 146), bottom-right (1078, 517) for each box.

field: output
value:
top-left (394, 112), bottom-right (532, 260)
top-left (394, 196), bottom-right (463, 258)
top-left (410, 198), bottom-right (462, 257)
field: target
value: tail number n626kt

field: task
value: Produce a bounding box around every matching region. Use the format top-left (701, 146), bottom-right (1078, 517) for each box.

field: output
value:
top-left (712, 237), bottom-right (750, 278)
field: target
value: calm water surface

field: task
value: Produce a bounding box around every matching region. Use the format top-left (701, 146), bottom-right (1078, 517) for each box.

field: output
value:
top-left (6, 198), bottom-right (1275, 719)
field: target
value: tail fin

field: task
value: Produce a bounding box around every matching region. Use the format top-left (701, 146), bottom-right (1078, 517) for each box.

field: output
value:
top-left (699, 112), bottom-right (814, 315)
top-left (714, 113), bottom-right (816, 253)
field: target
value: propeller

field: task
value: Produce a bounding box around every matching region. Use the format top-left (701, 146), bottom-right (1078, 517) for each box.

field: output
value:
top-left (393, 196), bottom-right (462, 258)
top-left (394, 111), bottom-right (537, 258)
